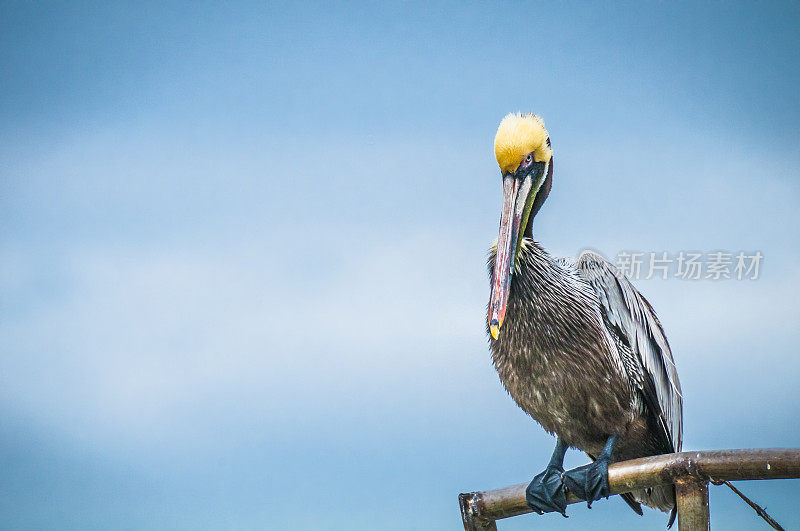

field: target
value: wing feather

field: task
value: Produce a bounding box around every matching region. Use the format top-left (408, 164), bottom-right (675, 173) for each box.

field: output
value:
top-left (577, 251), bottom-right (683, 452)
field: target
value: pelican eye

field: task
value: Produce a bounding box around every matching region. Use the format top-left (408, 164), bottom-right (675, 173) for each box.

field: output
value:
top-left (519, 153), bottom-right (534, 173)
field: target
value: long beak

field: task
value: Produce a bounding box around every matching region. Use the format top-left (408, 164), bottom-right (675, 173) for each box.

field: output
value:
top-left (489, 174), bottom-right (534, 339)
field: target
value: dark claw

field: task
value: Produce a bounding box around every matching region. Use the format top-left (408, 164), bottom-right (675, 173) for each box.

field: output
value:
top-left (561, 458), bottom-right (610, 508)
top-left (526, 465), bottom-right (568, 517)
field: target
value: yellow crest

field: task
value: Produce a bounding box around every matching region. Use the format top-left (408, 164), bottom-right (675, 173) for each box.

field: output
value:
top-left (494, 113), bottom-right (552, 174)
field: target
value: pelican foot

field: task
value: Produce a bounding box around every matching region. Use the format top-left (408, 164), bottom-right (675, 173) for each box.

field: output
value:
top-left (561, 457), bottom-right (609, 508)
top-left (526, 465), bottom-right (568, 517)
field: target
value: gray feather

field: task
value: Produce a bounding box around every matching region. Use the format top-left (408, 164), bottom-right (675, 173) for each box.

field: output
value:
top-left (575, 251), bottom-right (683, 453)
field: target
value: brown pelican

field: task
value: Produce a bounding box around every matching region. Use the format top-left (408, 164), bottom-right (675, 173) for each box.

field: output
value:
top-left (487, 113), bottom-right (683, 524)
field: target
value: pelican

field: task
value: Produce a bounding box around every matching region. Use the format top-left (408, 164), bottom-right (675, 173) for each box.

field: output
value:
top-left (487, 113), bottom-right (683, 524)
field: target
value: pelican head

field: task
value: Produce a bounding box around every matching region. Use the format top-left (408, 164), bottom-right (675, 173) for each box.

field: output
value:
top-left (488, 113), bottom-right (554, 340)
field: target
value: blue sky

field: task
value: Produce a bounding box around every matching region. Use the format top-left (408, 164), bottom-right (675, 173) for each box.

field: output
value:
top-left (1, 1), bottom-right (799, 529)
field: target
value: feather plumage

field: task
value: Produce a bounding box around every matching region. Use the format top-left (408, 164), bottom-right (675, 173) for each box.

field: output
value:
top-left (576, 250), bottom-right (683, 454)
top-left (488, 241), bottom-right (683, 514)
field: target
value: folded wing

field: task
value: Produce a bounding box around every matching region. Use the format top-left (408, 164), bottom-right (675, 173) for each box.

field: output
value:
top-left (577, 251), bottom-right (683, 453)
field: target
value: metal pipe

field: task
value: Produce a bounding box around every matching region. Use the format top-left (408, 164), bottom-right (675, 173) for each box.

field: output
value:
top-left (459, 448), bottom-right (800, 529)
top-left (676, 480), bottom-right (710, 531)
top-left (458, 492), bottom-right (498, 531)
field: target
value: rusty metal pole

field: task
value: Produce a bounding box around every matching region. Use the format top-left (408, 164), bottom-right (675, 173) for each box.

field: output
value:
top-left (459, 449), bottom-right (800, 530)
top-left (459, 492), bottom-right (498, 531)
top-left (676, 480), bottom-right (710, 531)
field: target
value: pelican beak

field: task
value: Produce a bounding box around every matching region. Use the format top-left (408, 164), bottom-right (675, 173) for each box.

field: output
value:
top-left (489, 173), bottom-right (536, 339)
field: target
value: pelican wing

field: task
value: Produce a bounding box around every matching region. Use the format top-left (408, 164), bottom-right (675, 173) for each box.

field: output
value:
top-left (577, 251), bottom-right (683, 452)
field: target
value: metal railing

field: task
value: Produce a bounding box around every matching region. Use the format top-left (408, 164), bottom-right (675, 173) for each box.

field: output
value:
top-left (458, 448), bottom-right (800, 530)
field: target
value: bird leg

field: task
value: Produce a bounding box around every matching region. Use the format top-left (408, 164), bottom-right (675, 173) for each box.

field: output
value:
top-left (525, 438), bottom-right (568, 517)
top-left (562, 435), bottom-right (617, 508)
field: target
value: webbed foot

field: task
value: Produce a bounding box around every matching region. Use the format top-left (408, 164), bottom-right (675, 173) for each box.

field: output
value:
top-left (562, 456), bottom-right (610, 508)
top-left (526, 465), bottom-right (568, 516)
